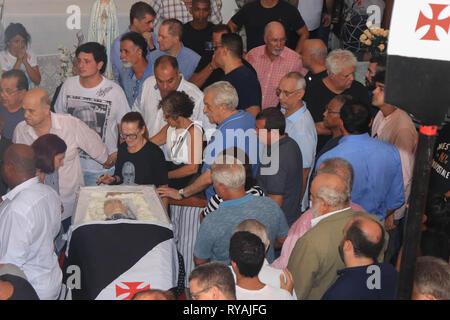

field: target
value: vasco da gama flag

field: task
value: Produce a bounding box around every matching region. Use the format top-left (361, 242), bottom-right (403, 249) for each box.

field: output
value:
top-left (385, 0), bottom-right (450, 125)
top-left (62, 220), bottom-right (179, 300)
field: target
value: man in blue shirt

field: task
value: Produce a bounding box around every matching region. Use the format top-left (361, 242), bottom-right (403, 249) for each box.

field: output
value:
top-left (315, 99), bottom-right (405, 221)
top-left (322, 216), bottom-right (397, 300)
top-left (150, 19), bottom-right (201, 80)
top-left (278, 71), bottom-right (317, 212)
top-left (157, 81), bottom-right (258, 202)
top-left (110, 2), bottom-right (158, 81)
top-left (118, 32), bottom-right (154, 107)
top-left (193, 154), bottom-right (288, 265)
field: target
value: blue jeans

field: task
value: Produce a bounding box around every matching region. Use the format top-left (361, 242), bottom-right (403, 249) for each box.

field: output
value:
top-left (83, 168), bottom-right (114, 186)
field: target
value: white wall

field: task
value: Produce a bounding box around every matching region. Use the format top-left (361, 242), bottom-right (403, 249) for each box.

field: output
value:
top-left (1, 0), bottom-right (239, 55)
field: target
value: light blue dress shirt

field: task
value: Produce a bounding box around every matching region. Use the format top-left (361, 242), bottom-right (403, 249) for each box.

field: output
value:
top-left (315, 133), bottom-right (405, 220)
top-left (118, 62), bottom-right (154, 107)
top-left (282, 103), bottom-right (318, 211)
top-left (149, 45), bottom-right (200, 80)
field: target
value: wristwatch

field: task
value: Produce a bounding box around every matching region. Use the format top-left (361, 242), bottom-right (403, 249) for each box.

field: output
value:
top-left (178, 188), bottom-right (187, 199)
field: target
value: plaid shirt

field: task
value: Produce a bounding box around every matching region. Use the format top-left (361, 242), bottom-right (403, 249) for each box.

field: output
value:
top-left (150, 0), bottom-right (222, 26)
top-left (246, 45), bottom-right (308, 109)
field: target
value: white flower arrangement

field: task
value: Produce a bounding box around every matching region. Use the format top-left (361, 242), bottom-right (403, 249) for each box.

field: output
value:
top-left (57, 45), bottom-right (76, 82)
top-left (57, 32), bottom-right (84, 82)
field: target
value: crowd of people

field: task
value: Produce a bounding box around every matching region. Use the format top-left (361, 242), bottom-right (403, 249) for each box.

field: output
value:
top-left (0, 0), bottom-right (449, 301)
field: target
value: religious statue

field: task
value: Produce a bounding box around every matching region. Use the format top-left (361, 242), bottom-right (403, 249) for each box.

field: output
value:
top-left (88, 0), bottom-right (119, 80)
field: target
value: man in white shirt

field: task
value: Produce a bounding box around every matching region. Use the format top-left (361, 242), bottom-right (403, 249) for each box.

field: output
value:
top-left (133, 55), bottom-right (215, 152)
top-left (13, 88), bottom-right (109, 230)
top-left (230, 231), bottom-right (294, 300)
top-left (0, 144), bottom-right (62, 299)
top-left (54, 42), bottom-right (129, 186)
top-left (231, 219), bottom-right (296, 298)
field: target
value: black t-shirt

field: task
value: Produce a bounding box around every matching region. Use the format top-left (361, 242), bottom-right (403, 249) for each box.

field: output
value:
top-left (0, 274), bottom-right (39, 300)
top-left (429, 122), bottom-right (450, 194)
top-left (182, 22), bottom-right (214, 70)
top-left (231, 0), bottom-right (305, 52)
top-left (224, 65), bottom-right (262, 110)
top-left (305, 70), bottom-right (328, 90)
top-left (304, 78), bottom-right (370, 123)
top-left (304, 78), bottom-right (369, 151)
top-left (200, 59), bottom-right (258, 91)
top-left (114, 141), bottom-right (168, 187)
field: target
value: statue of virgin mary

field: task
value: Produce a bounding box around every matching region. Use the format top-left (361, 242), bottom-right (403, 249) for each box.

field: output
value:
top-left (88, 0), bottom-right (119, 80)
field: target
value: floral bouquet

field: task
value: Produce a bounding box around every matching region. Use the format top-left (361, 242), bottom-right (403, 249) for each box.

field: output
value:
top-left (57, 45), bottom-right (76, 82)
top-left (57, 31), bottom-right (84, 82)
top-left (359, 27), bottom-right (389, 56)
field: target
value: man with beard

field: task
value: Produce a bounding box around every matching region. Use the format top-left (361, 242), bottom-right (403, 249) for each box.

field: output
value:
top-left (111, 2), bottom-right (157, 81)
top-left (322, 216), bottom-right (397, 300)
top-left (118, 32), bottom-right (154, 107)
top-left (246, 21), bottom-right (307, 110)
top-left (287, 172), bottom-right (381, 299)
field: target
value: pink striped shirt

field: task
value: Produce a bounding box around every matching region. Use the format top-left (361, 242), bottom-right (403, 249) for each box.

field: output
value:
top-left (271, 201), bottom-right (366, 269)
top-left (246, 45), bottom-right (307, 109)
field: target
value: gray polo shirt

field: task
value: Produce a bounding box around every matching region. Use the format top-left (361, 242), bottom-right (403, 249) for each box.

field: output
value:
top-left (257, 135), bottom-right (303, 226)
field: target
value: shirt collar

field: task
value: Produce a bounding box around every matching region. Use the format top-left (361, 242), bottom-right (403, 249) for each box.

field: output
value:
top-left (340, 133), bottom-right (371, 143)
top-left (281, 102), bottom-right (307, 123)
top-left (2, 176), bottom-right (40, 201)
top-left (127, 61), bottom-right (152, 79)
top-left (310, 207), bottom-right (351, 228)
top-left (219, 193), bottom-right (253, 207)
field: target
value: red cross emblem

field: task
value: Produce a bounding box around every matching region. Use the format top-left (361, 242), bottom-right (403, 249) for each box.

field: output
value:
top-left (115, 282), bottom-right (150, 300)
top-left (415, 3), bottom-right (450, 41)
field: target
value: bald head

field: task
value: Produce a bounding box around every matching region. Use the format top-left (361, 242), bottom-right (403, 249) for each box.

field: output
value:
top-left (302, 39), bottom-right (327, 70)
top-left (310, 173), bottom-right (350, 216)
top-left (2, 144), bottom-right (36, 188)
top-left (22, 88), bottom-right (51, 128)
top-left (342, 216), bottom-right (385, 262)
top-left (131, 289), bottom-right (174, 300)
top-left (264, 21), bottom-right (285, 38)
top-left (318, 157), bottom-right (354, 192)
top-left (311, 173), bottom-right (347, 195)
top-left (24, 88), bottom-right (50, 108)
top-left (350, 216), bottom-right (383, 244)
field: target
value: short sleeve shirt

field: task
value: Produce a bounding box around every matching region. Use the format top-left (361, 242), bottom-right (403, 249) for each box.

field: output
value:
top-left (114, 141), bottom-right (168, 187)
top-left (231, 0), bottom-right (305, 51)
top-left (224, 65), bottom-right (262, 110)
top-left (257, 136), bottom-right (303, 226)
top-left (194, 194), bottom-right (289, 264)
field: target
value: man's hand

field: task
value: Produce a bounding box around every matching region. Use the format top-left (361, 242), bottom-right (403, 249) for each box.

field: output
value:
top-left (96, 174), bottom-right (116, 185)
top-left (280, 268), bottom-right (294, 295)
top-left (384, 213), bottom-right (396, 231)
top-left (156, 186), bottom-right (182, 200)
top-left (103, 152), bottom-right (117, 169)
top-left (322, 13), bottom-right (332, 27)
top-left (142, 32), bottom-right (155, 50)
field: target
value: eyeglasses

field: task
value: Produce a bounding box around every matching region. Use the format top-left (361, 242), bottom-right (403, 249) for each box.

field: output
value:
top-left (0, 88), bottom-right (20, 96)
top-left (325, 108), bottom-right (340, 115)
top-left (275, 88), bottom-right (300, 97)
top-left (120, 132), bottom-right (139, 140)
top-left (190, 286), bottom-right (212, 300)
